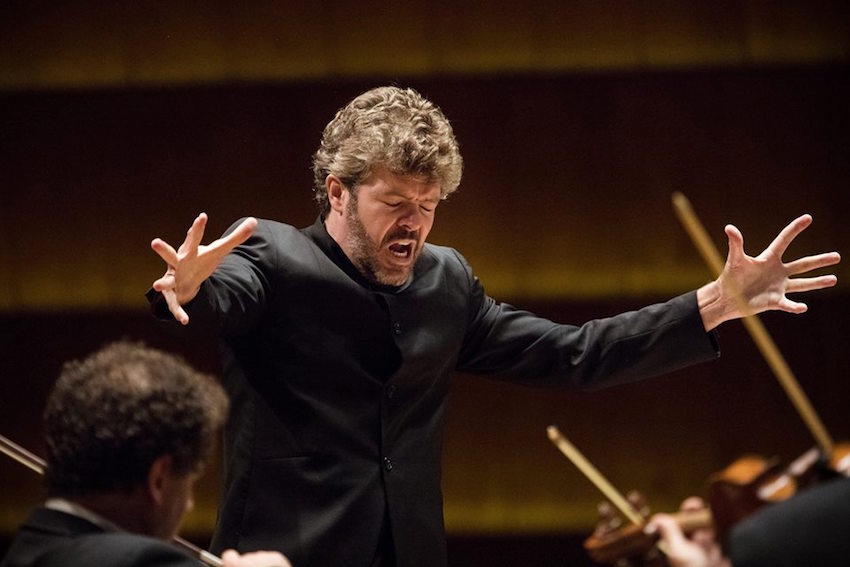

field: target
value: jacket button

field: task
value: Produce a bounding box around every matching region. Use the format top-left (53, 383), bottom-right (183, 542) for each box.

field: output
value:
top-left (383, 457), bottom-right (394, 471)
top-left (392, 321), bottom-right (402, 335)
top-left (386, 385), bottom-right (396, 399)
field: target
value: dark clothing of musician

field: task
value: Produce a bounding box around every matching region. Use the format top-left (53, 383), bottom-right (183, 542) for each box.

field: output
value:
top-left (150, 216), bottom-right (719, 567)
top-left (726, 476), bottom-right (850, 567)
top-left (0, 506), bottom-right (198, 567)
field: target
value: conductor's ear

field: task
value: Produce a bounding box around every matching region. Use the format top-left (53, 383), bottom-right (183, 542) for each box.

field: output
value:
top-left (326, 175), bottom-right (348, 215)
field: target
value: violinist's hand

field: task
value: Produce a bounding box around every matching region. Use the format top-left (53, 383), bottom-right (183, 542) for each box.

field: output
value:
top-left (221, 549), bottom-right (292, 567)
top-left (151, 213), bottom-right (257, 325)
top-left (647, 497), bottom-right (730, 567)
top-left (698, 214), bottom-right (840, 331)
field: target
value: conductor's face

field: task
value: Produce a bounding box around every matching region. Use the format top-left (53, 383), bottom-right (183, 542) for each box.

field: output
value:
top-left (340, 168), bottom-right (441, 286)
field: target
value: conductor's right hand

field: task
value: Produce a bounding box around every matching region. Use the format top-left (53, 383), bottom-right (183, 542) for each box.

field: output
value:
top-left (151, 213), bottom-right (257, 325)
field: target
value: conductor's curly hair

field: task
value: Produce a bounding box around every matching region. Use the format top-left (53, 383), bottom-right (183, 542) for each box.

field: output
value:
top-left (312, 86), bottom-right (463, 216)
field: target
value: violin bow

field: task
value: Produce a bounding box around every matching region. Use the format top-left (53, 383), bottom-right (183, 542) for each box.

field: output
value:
top-left (671, 192), bottom-right (834, 454)
top-left (546, 425), bottom-right (645, 526)
top-left (0, 433), bottom-right (223, 567)
top-left (548, 426), bottom-right (717, 563)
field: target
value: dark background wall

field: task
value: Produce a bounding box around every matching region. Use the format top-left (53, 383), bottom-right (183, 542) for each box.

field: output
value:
top-left (1, 2), bottom-right (849, 565)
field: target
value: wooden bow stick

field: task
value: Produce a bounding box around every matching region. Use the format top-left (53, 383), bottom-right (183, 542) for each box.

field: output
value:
top-left (546, 425), bottom-right (645, 526)
top-left (671, 192), bottom-right (834, 454)
top-left (0, 433), bottom-right (223, 567)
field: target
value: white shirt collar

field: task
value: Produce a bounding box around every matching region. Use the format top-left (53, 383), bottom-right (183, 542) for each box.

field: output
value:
top-left (44, 497), bottom-right (122, 532)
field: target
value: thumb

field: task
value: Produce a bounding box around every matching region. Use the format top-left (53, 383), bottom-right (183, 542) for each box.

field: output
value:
top-left (724, 224), bottom-right (745, 266)
top-left (220, 549), bottom-right (240, 566)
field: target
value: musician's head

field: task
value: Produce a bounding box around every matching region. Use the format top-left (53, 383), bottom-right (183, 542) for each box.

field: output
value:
top-left (313, 86), bottom-right (464, 286)
top-left (312, 85), bottom-right (463, 218)
top-left (43, 341), bottom-right (228, 539)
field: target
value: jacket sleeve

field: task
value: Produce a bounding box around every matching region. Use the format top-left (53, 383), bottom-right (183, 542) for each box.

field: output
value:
top-left (454, 251), bottom-right (719, 390)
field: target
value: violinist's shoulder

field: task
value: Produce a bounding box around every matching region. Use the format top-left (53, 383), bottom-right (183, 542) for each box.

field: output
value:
top-left (727, 477), bottom-right (850, 567)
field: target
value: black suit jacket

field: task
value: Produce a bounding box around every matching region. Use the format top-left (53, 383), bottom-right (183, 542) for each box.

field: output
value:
top-left (0, 507), bottom-right (199, 567)
top-left (152, 217), bottom-right (718, 567)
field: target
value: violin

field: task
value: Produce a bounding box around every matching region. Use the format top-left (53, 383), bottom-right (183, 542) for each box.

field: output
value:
top-left (827, 442), bottom-right (850, 476)
top-left (582, 444), bottom-right (850, 566)
top-left (584, 491), bottom-right (711, 566)
top-left (709, 443), bottom-right (850, 539)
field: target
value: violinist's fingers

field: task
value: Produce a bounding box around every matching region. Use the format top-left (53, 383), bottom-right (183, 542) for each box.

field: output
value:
top-left (647, 515), bottom-right (691, 554)
top-left (644, 514), bottom-right (663, 536)
top-left (182, 212), bottom-right (209, 254)
top-left (679, 496), bottom-right (706, 513)
top-left (162, 288), bottom-right (190, 325)
top-left (151, 238), bottom-right (179, 266)
top-left (691, 529), bottom-right (715, 550)
top-left (765, 214), bottom-right (812, 258)
top-left (650, 514), bottom-right (719, 567)
top-left (784, 252), bottom-right (841, 276)
top-left (786, 275), bottom-right (838, 294)
top-left (724, 224), bottom-right (746, 266)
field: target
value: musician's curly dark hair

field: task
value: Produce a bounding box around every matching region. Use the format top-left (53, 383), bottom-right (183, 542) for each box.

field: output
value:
top-left (44, 341), bottom-right (228, 496)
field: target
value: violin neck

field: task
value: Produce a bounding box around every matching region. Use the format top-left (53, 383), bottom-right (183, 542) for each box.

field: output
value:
top-left (673, 507), bottom-right (713, 533)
